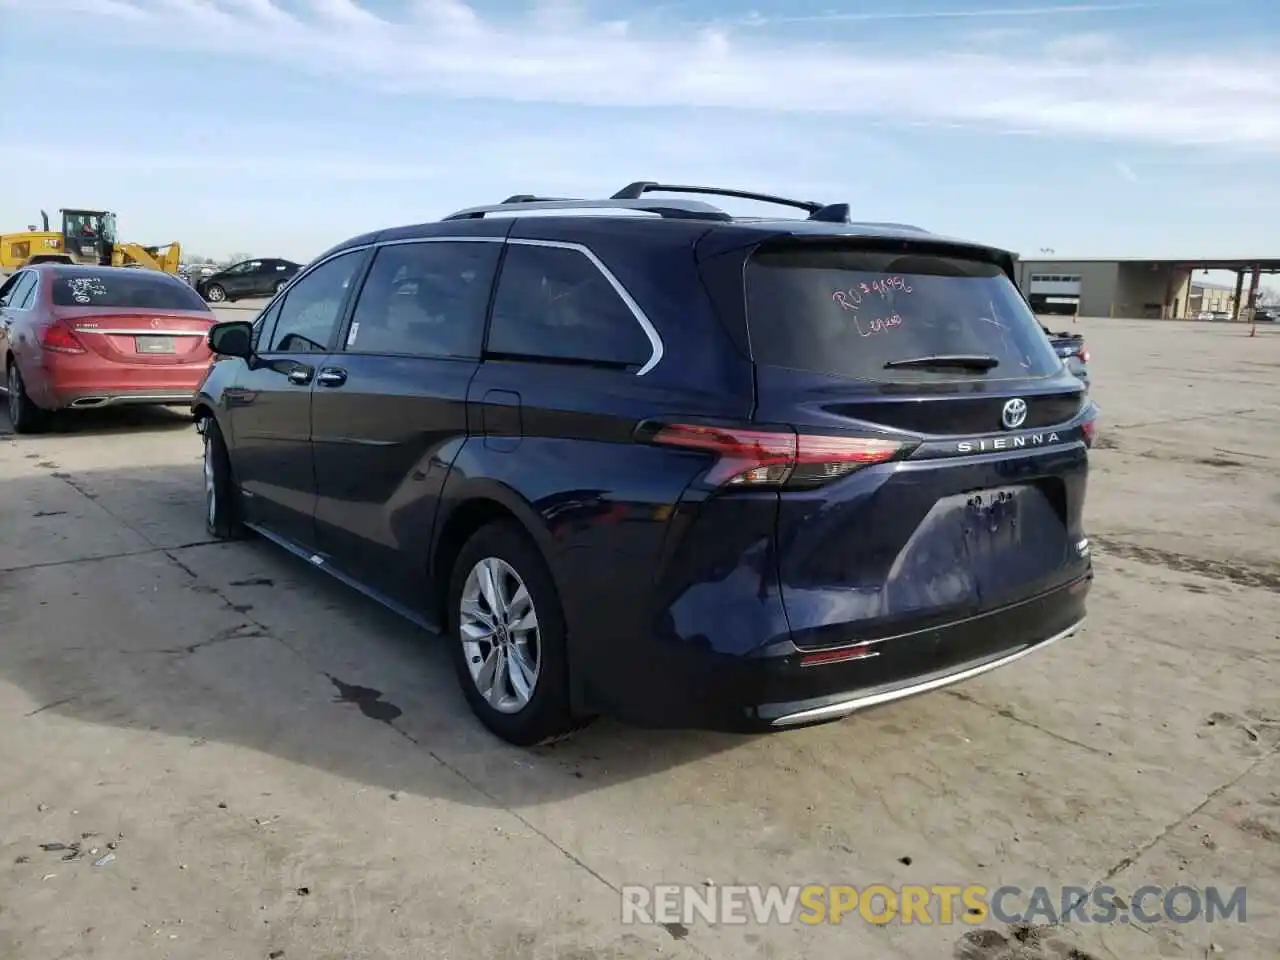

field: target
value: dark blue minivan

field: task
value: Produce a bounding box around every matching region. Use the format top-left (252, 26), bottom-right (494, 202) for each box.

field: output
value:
top-left (193, 182), bottom-right (1096, 745)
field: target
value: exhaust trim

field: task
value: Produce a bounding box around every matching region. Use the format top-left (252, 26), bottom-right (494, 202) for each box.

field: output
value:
top-left (763, 618), bottom-right (1085, 726)
top-left (67, 394), bottom-right (195, 409)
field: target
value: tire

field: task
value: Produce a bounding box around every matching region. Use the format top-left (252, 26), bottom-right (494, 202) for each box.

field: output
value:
top-left (201, 416), bottom-right (245, 539)
top-left (204, 283), bottom-right (226, 303)
top-left (446, 521), bottom-right (586, 746)
top-left (274, 279), bottom-right (289, 296)
top-left (6, 360), bottom-right (48, 434)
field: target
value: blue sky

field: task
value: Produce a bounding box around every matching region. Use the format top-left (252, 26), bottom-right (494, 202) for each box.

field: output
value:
top-left (1, 0), bottom-right (1277, 264)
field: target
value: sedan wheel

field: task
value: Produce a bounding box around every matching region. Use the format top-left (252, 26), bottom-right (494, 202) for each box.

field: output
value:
top-left (6, 362), bottom-right (47, 434)
top-left (205, 284), bottom-right (226, 303)
top-left (459, 557), bottom-right (541, 714)
top-left (203, 431), bottom-right (218, 529)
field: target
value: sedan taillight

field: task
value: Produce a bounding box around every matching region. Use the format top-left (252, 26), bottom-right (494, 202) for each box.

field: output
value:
top-left (41, 324), bottom-right (86, 355)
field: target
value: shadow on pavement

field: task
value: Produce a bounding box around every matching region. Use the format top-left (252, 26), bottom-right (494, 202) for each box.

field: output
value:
top-left (0, 403), bottom-right (194, 437)
top-left (0, 456), bottom-right (754, 810)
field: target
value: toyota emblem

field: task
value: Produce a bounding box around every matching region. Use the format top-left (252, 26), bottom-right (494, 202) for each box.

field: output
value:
top-left (1001, 398), bottom-right (1028, 430)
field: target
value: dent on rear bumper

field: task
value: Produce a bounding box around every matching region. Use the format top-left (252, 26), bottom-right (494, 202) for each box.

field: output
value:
top-left (592, 569), bottom-right (1090, 730)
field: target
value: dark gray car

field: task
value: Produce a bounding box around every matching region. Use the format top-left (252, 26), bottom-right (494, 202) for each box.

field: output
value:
top-left (196, 258), bottom-right (301, 303)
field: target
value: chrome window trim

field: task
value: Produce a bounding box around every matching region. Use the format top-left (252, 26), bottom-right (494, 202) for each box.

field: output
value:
top-left (379, 237), bottom-right (504, 246)
top-left (250, 244), bottom-right (373, 329)
top-left (504, 238), bottom-right (664, 376)
top-left (23, 271), bottom-right (41, 311)
top-left (5, 270), bottom-right (39, 311)
top-left (270, 235), bottom-right (664, 376)
top-left (253, 245), bottom-right (373, 355)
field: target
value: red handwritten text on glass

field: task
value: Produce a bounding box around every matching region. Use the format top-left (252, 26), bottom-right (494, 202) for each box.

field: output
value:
top-left (832, 276), bottom-right (913, 336)
top-left (832, 275), bottom-right (913, 312)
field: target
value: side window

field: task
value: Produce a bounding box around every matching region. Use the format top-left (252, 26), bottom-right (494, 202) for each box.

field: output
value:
top-left (14, 273), bottom-right (39, 310)
top-left (0, 273), bottom-right (35, 309)
top-left (486, 244), bottom-right (652, 367)
top-left (253, 299), bottom-right (283, 350)
top-left (266, 250), bottom-right (364, 354)
top-left (346, 241), bottom-right (500, 359)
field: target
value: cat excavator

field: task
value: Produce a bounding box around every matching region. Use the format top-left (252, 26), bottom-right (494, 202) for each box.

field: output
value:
top-left (0, 209), bottom-right (183, 274)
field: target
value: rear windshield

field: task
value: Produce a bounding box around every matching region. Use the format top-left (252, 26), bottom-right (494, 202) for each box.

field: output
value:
top-left (745, 246), bottom-right (1061, 382)
top-left (51, 271), bottom-right (209, 312)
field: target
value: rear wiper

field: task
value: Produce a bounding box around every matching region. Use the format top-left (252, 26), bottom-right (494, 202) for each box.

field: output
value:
top-left (883, 354), bottom-right (1000, 371)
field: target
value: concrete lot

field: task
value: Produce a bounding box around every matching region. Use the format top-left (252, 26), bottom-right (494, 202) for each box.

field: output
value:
top-left (2, 314), bottom-right (1277, 959)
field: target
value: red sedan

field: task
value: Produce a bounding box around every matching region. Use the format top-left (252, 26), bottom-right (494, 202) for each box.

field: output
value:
top-left (1, 264), bottom-right (218, 433)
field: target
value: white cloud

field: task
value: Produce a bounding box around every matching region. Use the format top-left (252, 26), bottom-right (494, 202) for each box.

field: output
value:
top-left (5, 0), bottom-right (1280, 152)
top-left (311, 0), bottom-right (383, 26)
top-left (734, 2), bottom-right (1161, 26)
top-left (1114, 159), bottom-right (1139, 181)
top-left (0, 0), bottom-right (147, 17)
top-left (0, 145), bottom-right (440, 181)
top-left (1043, 30), bottom-right (1124, 58)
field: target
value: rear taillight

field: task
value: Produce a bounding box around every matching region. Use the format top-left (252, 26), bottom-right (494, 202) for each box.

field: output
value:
top-left (639, 422), bottom-right (914, 489)
top-left (1079, 347), bottom-right (1090, 363)
top-left (40, 324), bottom-right (86, 355)
top-left (1081, 406), bottom-right (1098, 448)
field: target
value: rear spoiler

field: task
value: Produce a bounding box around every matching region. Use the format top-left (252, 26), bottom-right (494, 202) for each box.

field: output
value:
top-left (696, 229), bottom-right (1019, 282)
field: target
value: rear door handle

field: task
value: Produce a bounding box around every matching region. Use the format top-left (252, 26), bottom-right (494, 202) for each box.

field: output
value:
top-left (316, 368), bottom-right (347, 388)
top-left (287, 366), bottom-right (314, 385)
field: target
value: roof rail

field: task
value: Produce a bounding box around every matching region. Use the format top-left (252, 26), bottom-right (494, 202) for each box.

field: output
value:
top-left (442, 197), bottom-right (733, 221)
top-left (501, 194), bottom-right (575, 204)
top-left (612, 181), bottom-right (823, 213)
top-left (610, 182), bottom-right (880, 225)
top-left (444, 182), bottom-right (926, 229)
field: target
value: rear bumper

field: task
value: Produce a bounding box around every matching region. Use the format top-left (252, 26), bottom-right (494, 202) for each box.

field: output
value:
top-left (36, 358), bottom-right (208, 411)
top-left (57, 391), bottom-right (197, 409)
top-left (759, 616), bottom-right (1083, 727)
top-left (598, 571), bottom-right (1090, 732)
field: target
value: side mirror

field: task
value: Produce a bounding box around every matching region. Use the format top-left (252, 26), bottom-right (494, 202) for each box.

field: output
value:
top-left (207, 320), bottom-right (253, 358)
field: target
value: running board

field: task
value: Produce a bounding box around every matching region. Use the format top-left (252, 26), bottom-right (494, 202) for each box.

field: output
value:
top-left (243, 522), bottom-right (442, 634)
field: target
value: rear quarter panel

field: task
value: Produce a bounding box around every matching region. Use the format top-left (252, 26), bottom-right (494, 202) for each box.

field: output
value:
top-left (437, 217), bottom-right (762, 714)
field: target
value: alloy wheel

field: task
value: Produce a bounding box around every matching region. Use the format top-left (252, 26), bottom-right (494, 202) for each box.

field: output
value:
top-left (459, 557), bottom-right (541, 714)
top-left (203, 432), bottom-right (218, 528)
top-left (206, 285), bottom-right (225, 302)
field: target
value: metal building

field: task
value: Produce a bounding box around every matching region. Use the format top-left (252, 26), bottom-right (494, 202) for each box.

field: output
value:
top-left (1014, 257), bottom-right (1279, 320)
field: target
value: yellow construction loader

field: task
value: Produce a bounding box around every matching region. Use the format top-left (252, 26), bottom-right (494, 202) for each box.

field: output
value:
top-left (0, 209), bottom-right (182, 274)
